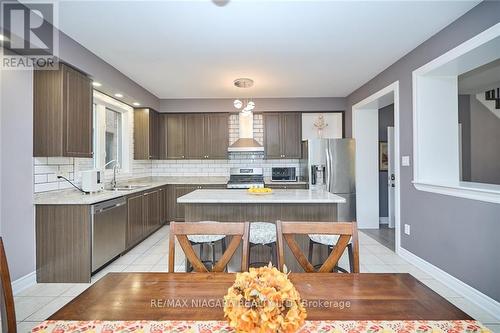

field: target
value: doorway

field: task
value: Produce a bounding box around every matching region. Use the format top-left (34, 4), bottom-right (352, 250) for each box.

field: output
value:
top-left (352, 82), bottom-right (401, 253)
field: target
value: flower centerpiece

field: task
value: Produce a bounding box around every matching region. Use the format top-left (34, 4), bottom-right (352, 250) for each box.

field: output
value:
top-left (224, 264), bottom-right (307, 333)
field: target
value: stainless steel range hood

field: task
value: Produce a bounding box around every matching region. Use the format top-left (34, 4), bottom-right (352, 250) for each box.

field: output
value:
top-left (228, 112), bottom-right (264, 152)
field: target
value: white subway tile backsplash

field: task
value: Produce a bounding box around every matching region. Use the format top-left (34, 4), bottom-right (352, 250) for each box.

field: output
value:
top-left (47, 157), bottom-right (73, 165)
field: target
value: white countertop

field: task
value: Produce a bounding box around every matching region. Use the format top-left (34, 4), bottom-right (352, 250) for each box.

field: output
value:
top-left (34, 176), bottom-right (228, 205)
top-left (177, 189), bottom-right (346, 204)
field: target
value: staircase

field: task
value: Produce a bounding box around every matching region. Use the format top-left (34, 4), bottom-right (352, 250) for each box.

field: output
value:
top-left (485, 88), bottom-right (500, 109)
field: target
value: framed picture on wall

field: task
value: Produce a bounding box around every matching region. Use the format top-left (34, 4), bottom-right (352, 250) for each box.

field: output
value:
top-left (379, 141), bottom-right (388, 171)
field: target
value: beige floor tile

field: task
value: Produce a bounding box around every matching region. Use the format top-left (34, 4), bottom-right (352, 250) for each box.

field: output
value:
top-left (151, 263), bottom-right (169, 272)
top-left (17, 321), bottom-right (40, 333)
top-left (16, 283), bottom-right (73, 297)
top-left (113, 252), bottom-right (141, 265)
top-left (132, 253), bottom-right (164, 265)
top-left (123, 264), bottom-right (155, 272)
top-left (60, 283), bottom-right (92, 297)
top-left (359, 253), bottom-right (385, 265)
top-left (26, 297), bottom-right (73, 321)
top-left (363, 264), bottom-right (395, 273)
top-left (364, 244), bottom-right (394, 255)
top-left (14, 296), bottom-right (55, 321)
top-left (376, 254), bottom-right (409, 265)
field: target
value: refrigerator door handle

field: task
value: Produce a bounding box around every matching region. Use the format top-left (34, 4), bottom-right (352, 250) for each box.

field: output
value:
top-left (325, 148), bottom-right (331, 192)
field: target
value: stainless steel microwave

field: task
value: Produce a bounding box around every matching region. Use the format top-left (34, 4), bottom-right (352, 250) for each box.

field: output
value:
top-left (271, 167), bottom-right (297, 182)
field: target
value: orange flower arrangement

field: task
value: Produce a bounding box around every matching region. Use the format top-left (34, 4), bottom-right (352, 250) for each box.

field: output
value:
top-left (224, 264), bottom-right (307, 333)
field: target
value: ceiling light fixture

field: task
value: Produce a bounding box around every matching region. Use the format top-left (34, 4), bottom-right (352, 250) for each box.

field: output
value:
top-left (133, 102), bottom-right (140, 106)
top-left (233, 78), bottom-right (255, 114)
top-left (92, 81), bottom-right (102, 87)
top-left (114, 93), bottom-right (123, 98)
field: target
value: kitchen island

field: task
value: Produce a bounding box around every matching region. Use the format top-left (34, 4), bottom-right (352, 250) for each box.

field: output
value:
top-left (177, 189), bottom-right (346, 272)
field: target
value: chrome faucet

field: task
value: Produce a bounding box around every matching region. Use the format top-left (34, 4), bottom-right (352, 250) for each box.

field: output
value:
top-left (103, 159), bottom-right (121, 189)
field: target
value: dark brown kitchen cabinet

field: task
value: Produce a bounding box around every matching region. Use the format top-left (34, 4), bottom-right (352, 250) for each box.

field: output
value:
top-left (126, 194), bottom-right (144, 248)
top-left (205, 113), bottom-right (229, 159)
top-left (34, 63), bottom-right (93, 157)
top-left (143, 189), bottom-right (160, 233)
top-left (184, 114), bottom-right (206, 159)
top-left (165, 114), bottom-right (186, 159)
top-left (159, 186), bottom-right (169, 224)
top-left (263, 112), bottom-right (302, 159)
top-left (166, 184), bottom-right (225, 221)
top-left (134, 108), bottom-right (160, 160)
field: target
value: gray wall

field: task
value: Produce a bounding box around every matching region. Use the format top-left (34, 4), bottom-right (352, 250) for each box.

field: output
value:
top-left (160, 97), bottom-right (346, 113)
top-left (0, 69), bottom-right (35, 281)
top-left (378, 104), bottom-right (394, 218)
top-left (469, 96), bottom-right (500, 185)
top-left (346, 1), bottom-right (500, 301)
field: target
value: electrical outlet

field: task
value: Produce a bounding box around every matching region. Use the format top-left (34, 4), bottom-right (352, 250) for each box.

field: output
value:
top-left (404, 224), bottom-right (411, 235)
top-left (402, 156), bottom-right (411, 167)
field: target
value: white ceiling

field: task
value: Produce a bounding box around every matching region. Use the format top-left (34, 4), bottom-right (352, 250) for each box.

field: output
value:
top-left (56, 0), bottom-right (479, 99)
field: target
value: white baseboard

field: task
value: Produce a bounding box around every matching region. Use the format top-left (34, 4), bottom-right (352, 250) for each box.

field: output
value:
top-left (398, 246), bottom-right (500, 321)
top-left (12, 270), bottom-right (36, 295)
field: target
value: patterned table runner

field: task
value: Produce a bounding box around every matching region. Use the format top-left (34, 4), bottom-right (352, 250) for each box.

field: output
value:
top-left (31, 320), bottom-right (491, 332)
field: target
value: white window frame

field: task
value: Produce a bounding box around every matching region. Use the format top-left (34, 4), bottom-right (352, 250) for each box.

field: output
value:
top-left (93, 91), bottom-right (133, 176)
top-left (412, 22), bottom-right (500, 204)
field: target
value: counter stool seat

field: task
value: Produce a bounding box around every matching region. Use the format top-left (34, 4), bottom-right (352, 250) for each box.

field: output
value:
top-left (248, 222), bottom-right (277, 268)
top-left (308, 234), bottom-right (354, 273)
top-left (186, 221), bottom-right (226, 272)
top-left (250, 222), bottom-right (277, 245)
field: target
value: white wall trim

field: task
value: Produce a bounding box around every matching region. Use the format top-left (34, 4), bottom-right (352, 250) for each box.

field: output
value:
top-left (352, 81), bottom-right (401, 253)
top-left (413, 181), bottom-right (500, 205)
top-left (399, 247), bottom-right (500, 321)
top-left (12, 270), bottom-right (36, 295)
top-left (412, 23), bottom-right (500, 204)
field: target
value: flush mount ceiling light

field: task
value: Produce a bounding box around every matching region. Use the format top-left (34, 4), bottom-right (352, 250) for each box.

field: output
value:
top-left (133, 102), bottom-right (140, 106)
top-left (233, 78), bottom-right (255, 114)
top-left (92, 81), bottom-right (102, 87)
top-left (114, 93), bottom-right (123, 98)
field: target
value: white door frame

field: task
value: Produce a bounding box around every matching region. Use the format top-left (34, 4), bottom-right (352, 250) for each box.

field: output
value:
top-left (352, 81), bottom-right (401, 253)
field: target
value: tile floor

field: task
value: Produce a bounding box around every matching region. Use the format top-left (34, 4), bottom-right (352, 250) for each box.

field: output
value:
top-left (14, 226), bottom-right (500, 332)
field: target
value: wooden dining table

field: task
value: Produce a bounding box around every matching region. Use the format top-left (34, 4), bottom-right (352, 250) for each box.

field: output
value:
top-left (50, 272), bottom-right (471, 321)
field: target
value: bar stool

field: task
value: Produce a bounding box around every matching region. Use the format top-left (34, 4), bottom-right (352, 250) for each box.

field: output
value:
top-left (248, 222), bottom-right (277, 268)
top-left (308, 234), bottom-right (354, 273)
top-left (186, 221), bottom-right (226, 272)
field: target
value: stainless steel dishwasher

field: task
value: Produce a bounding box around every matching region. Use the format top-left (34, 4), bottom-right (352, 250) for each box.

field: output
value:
top-left (91, 197), bottom-right (127, 272)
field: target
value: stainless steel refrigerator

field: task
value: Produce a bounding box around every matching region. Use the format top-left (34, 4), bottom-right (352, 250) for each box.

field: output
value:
top-left (300, 138), bottom-right (356, 221)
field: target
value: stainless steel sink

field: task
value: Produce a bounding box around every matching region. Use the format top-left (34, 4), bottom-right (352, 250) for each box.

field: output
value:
top-left (106, 185), bottom-right (148, 191)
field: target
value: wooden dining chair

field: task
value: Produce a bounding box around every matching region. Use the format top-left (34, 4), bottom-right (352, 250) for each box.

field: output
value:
top-left (0, 237), bottom-right (17, 333)
top-left (276, 221), bottom-right (359, 273)
top-left (169, 222), bottom-right (250, 273)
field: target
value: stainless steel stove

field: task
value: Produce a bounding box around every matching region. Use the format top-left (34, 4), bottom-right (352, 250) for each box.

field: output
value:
top-left (227, 168), bottom-right (264, 189)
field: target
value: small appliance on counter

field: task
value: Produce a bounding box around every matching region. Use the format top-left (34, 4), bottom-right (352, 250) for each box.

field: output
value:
top-left (81, 169), bottom-right (104, 193)
top-left (271, 167), bottom-right (297, 182)
top-left (227, 168), bottom-right (265, 189)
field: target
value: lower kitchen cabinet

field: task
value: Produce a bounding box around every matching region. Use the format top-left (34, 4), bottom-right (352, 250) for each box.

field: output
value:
top-left (127, 194), bottom-right (144, 248)
top-left (159, 186), bottom-right (169, 223)
top-left (143, 189), bottom-right (160, 233)
top-left (167, 184), bottom-right (226, 221)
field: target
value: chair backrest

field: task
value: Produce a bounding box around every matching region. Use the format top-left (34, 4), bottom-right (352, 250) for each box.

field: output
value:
top-left (168, 222), bottom-right (250, 273)
top-left (0, 237), bottom-right (16, 333)
top-left (276, 221), bottom-right (359, 273)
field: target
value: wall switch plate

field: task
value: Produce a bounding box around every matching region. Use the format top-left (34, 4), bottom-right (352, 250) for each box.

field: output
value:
top-left (404, 224), bottom-right (411, 235)
top-left (402, 156), bottom-right (411, 166)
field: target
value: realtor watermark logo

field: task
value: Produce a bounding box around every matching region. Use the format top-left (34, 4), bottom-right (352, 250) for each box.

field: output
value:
top-left (1, 1), bottom-right (59, 69)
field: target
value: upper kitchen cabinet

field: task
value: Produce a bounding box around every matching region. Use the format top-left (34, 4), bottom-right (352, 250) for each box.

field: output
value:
top-left (205, 113), bottom-right (229, 159)
top-left (33, 64), bottom-right (93, 157)
top-left (263, 112), bottom-right (302, 159)
top-left (164, 114), bottom-right (186, 159)
top-left (134, 108), bottom-right (160, 160)
top-left (164, 113), bottom-right (229, 160)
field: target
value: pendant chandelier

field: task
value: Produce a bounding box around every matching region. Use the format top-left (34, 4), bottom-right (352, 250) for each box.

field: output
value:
top-left (233, 78), bottom-right (255, 114)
